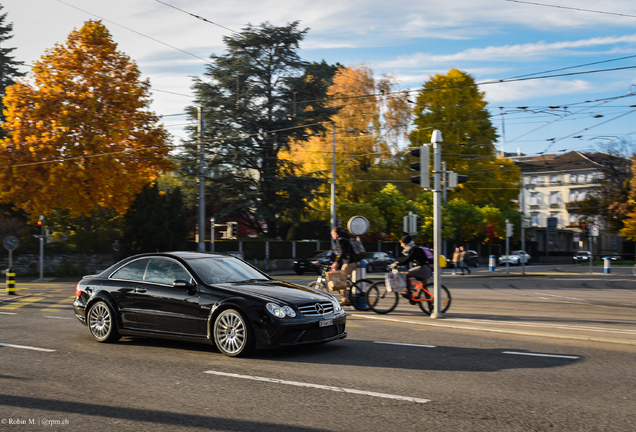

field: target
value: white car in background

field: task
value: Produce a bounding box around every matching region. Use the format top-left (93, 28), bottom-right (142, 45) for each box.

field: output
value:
top-left (498, 250), bottom-right (531, 265)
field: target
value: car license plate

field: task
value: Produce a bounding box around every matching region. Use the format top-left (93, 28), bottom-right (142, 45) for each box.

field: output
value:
top-left (319, 319), bottom-right (333, 327)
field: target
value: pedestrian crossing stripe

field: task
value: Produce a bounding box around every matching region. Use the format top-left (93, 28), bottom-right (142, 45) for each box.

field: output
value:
top-left (40, 296), bottom-right (76, 312)
top-left (0, 297), bottom-right (47, 310)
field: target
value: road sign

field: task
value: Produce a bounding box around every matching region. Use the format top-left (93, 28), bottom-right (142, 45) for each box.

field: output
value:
top-left (347, 216), bottom-right (370, 237)
top-left (3, 235), bottom-right (19, 251)
top-left (591, 224), bottom-right (599, 237)
top-left (573, 233), bottom-right (580, 242)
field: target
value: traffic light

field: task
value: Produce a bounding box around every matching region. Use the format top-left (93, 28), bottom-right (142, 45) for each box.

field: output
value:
top-left (409, 146), bottom-right (429, 189)
top-left (227, 222), bottom-right (237, 239)
top-left (37, 215), bottom-right (44, 236)
top-left (448, 172), bottom-right (469, 188)
top-left (506, 222), bottom-right (514, 238)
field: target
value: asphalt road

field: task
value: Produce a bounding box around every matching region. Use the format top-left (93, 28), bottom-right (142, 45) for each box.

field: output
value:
top-left (0, 266), bottom-right (634, 431)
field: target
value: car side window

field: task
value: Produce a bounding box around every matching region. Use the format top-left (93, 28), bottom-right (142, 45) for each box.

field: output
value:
top-left (111, 259), bottom-right (149, 281)
top-left (144, 258), bottom-right (191, 285)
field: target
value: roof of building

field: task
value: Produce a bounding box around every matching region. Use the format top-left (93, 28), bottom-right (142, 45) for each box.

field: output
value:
top-left (514, 151), bottom-right (629, 174)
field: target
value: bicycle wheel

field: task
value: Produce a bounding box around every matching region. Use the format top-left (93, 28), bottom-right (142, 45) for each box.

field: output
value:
top-left (350, 278), bottom-right (372, 311)
top-left (365, 281), bottom-right (399, 314)
top-left (418, 283), bottom-right (451, 315)
top-left (308, 280), bottom-right (329, 293)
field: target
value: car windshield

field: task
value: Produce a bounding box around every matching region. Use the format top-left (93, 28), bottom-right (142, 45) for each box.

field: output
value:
top-left (187, 256), bottom-right (270, 284)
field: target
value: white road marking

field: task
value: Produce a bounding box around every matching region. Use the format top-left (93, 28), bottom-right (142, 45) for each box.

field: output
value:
top-left (44, 316), bottom-right (73, 320)
top-left (0, 342), bottom-right (56, 352)
top-left (503, 351), bottom-right (580, 359)
top-left (374, 341), bottom-right (436, 348)
top-left (446, 318), bottom-right (636, 335)
top-left (0, 311), bottom-right (17, 315)
top-left (204, 370), bottom-right (430, 404)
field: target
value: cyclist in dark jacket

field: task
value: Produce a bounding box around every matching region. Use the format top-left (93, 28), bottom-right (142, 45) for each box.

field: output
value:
top-left (330, 227), bottom-right (359, 306)
top-left (390, 235), bottom-right (431, 296)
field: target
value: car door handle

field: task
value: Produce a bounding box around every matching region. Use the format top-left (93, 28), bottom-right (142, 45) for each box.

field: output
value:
top-left (135, 287), bottom-right (146, 293)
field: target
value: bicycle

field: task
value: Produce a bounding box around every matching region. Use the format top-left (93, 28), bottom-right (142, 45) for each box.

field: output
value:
top-left (308, 264), bottom-right (372, 311)
top-left (365, 271), bottom-right (451, 316)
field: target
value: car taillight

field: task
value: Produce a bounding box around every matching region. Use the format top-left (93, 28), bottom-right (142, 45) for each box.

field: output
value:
top-left (75, 282), bottom-right (81, 297)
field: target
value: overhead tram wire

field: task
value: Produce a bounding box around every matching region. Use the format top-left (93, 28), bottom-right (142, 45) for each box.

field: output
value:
top-left (56, 0), bottom-right (213, 65)
top-left (154, 0), bottom-right (238, 34)
top-left (504, 0), bottom-right (636, 19)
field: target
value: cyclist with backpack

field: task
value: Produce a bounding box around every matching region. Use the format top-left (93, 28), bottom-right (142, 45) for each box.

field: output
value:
top-left (330, 227), bottom-right (360, 306)
top-left (389, 235), bottom-right (432, 298)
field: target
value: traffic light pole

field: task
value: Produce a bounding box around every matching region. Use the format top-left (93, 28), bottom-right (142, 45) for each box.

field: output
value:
top-left (431, 130), bottom-right (444, 319)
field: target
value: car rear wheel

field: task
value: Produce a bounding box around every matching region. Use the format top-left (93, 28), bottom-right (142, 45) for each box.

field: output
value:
top-left (213, 309), bottom-right (254, 357)
top-left (87, 301), bottom-right (121, 343)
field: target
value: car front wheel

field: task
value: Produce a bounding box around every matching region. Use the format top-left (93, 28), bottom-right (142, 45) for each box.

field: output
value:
top-left (213, 309), bottom-right (254, 357)
top-left (87, 301), bottom-right (121, 343)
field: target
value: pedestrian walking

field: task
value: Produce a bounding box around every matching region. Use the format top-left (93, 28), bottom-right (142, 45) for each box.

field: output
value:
top-left (452, 247), bottom-right (460, 275)
top-left (459, 246), bottom-right (471, 275)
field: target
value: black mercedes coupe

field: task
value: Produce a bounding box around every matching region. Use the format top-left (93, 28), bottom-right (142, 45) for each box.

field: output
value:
top-left (73, 252), bottom-right (346, 357)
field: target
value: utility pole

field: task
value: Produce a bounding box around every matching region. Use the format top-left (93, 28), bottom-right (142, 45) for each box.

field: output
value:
top-left (330, 122), bottom-right (336, 249)
top-left (197, 107), bottom-right (206, 252)
top-left (431, 130), bottom-right (444, 319)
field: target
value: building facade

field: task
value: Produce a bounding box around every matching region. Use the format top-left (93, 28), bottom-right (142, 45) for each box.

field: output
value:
top-left (512, 151), bottom-right (628, 257)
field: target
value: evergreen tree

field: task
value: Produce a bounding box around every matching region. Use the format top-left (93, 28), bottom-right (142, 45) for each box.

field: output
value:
top-left (185, 22), bottom-right (337, 239)
top-left (0, 4), bottom-right (25, 137)
top-left (122, 184), bottom-right (188, 254)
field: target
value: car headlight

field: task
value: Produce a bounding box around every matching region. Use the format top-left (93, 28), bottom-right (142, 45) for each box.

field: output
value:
top-left (266, 303), bottom-right (296, 318)
top-left (331, 298), bottom-right (342, 313)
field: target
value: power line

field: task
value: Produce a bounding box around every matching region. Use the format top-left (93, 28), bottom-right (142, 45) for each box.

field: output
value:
top-left (56, 0), bottom-right (212, 65)
top-left (154, 0), bottom-right (237, 33)
top-left (504, 0), bottom-right (636, 19)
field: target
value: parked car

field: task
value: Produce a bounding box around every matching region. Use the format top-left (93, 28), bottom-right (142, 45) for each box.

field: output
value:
top-left (498, 250), bottom-right (531, 265)
top-left (447, 249), bottom-right (480, 268)
top-left (73, 252), bottom-right (346, 357)
top-left (608, 253), bottom-right (621, 261)
top-left (293, 250), bottom-right (334, 275)
top-left (363, 252), bottom-right (393, 273)
top-left (573, 251), bottom-right (592, 264)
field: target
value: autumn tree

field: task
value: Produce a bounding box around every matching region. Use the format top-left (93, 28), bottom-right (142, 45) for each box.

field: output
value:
top-left (185, 22), bottom-right (337, 239)
top-left (411, 68), bottom-right (520, 209)
top-left (283, 64), bottom-right (412, 224)
top-left (0, 20), bottom-right (173, 221)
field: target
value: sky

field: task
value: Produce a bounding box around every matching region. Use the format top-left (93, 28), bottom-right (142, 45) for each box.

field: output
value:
top-left (3, 0), bottom-right (636, 157)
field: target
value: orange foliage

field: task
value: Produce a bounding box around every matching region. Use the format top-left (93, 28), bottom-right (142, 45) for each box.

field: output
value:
top-left (0, 21), bottom-right (173, 221)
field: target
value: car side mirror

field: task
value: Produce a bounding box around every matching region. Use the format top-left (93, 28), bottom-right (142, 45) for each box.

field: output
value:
top-left (173, 279), bottom-right (196, 294)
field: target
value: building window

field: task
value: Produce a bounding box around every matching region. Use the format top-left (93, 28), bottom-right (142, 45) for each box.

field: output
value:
top-left (569, 214), bottom-right (579, 224)
top-left (570, 174), bottom-right (577, 183)
top-left (529, 193), bottom-right (539, 206)
top-left (530, 176), bottom-right (538, 185)
top-left (577, 174), bottom-right (586, 183)
top-left (550, 175), bottom-right (559, 184)
top-left (586, 173), bottom-right (593, 183)
top-left (549, 192), bottom-right (560, 205)
top-left (531, 214), bottom-right (539, 225)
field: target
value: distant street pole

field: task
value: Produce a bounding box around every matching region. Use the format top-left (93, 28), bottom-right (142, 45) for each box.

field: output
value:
top-left (431, 130), bottom-right (444, 319)
top-left (197, 107), bottom-right (206, 252)
top-left (330, 122), bottom-right (336, 250)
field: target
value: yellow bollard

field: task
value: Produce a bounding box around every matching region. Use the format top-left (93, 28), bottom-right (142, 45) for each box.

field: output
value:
top-left (6, 268), bottom-right (16, 295)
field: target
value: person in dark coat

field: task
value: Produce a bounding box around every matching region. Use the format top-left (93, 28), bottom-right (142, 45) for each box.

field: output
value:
top-left (330, 227), bottom-right (359, 306)
top-left (390, 235), bottom-right (431, 296)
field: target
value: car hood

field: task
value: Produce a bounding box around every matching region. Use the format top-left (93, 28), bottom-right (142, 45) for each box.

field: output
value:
top-left (212, 280), bottom-right (333, 305)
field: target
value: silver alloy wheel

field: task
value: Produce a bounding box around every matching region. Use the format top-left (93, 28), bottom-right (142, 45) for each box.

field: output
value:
top-left (89, 302), bottom-right (112, 341)
top-left (214, 310), bottom-right (247, 356)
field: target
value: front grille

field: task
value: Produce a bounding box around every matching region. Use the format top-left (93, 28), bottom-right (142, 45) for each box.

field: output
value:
top-left (298, 302), bottom-right (334, 316)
